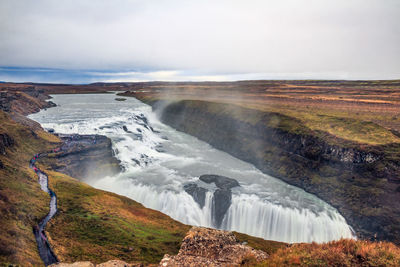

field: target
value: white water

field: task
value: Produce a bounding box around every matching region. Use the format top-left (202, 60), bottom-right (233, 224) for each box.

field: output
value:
top-left (29, 93), bottom-right (354, 243)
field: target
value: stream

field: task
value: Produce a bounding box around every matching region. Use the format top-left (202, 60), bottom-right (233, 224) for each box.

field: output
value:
top-left (30, 154), bottom-right (58, 266)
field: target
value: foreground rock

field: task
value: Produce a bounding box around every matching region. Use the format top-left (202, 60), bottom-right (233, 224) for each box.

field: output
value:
top-left (159, 227), bottom-right (268, 267)
top-left (50, 260), bottom-right (143, 267)
top-left (49, 134), bottom-right (121, 180)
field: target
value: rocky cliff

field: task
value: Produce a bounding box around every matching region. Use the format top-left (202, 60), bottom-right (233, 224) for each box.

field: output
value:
top-left (143, 99), bottom-right (400, 244)
top-left (43, 134), bottom-right (121, 181)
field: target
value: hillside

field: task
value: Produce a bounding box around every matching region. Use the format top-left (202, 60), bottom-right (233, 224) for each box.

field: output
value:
top-left (0, 110), bottom-right (193, 265)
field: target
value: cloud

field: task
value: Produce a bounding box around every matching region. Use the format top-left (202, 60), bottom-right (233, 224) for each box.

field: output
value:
top-left (0, 0), bottom-right (399, 81)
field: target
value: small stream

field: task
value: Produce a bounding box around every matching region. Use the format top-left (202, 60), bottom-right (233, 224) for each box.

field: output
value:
top-left (30, 154), bottom-right (58, 266)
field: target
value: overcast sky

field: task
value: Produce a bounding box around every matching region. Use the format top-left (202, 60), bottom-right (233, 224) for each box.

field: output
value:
top-left (0, 0), bottom-right (399, 83)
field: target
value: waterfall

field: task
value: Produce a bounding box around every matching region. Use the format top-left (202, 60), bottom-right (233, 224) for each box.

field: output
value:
top-left (29, 93), bottom-right (356, 244)
top-left (222, 194), bottom-right (353, 243)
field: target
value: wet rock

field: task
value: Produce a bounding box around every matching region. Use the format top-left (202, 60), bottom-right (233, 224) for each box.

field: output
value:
top-left (184, 183), bottom-right (207, 208)
top-left (159, 227), bottom-right (268, 267)
top-left (132, 158), bottom-right (141, 166)
top-left (122, 125), bottom-right (132, 133)
top-left (212, 189), bottom-right (232, 228)
top-left (199, 175), bottom-right (240, 190)
top-left (155, 145), bottom-right (165, 153)
top-left (50, 134), bottom-right (121, 180)
top-left (185, 175), bottom-right (240, 227)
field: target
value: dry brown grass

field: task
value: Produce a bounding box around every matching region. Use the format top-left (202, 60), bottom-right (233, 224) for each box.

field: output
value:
top-left (256, 239), bottom-right (400, 267)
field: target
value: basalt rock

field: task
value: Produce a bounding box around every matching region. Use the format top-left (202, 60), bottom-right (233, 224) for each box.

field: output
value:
top-left (212, 189), bottom-right (232, 228)
top-left (184, 183), bottom-right (207, 208)
top-left (159, 227), bottom-right (268, 267)
top-left (200, 174), bottom-right (240, 190)
top-left (49, 134), bottom-right (121, 180)
top-left (185, 175), bottom-right (240, 228)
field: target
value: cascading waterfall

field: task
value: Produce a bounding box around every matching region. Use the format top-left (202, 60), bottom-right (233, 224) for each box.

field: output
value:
top-left (222, 194), bottom-right (352, 243)
top-left (29, 93), bottom-right (355, 243)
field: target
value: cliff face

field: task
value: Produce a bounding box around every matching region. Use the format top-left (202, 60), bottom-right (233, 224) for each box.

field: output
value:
top-left (43, 134), bottom-right (121, 181)
top-left (147, 99), bottom-right (400, 244)
top-left (0, 89), bottom-right (56, 116)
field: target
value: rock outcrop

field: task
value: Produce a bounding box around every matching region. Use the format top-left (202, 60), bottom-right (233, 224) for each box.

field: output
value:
top-left (48, 134), bottom-right (121, 180)
top-left (184, 175), bottom-right (240, 228)
top-left (0, 89), bottom-right (56, 115)
top-left (159, 227), bottom-right (268, 267)
top-left (199, 174), bottom-right (240, 190)
top-left (183, 183), bottom-right (207, 208)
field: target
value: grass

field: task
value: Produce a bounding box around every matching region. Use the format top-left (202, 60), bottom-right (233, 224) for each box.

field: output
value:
top-left (0, 111), bottom-right (60, 266)
top-left (43, 170), bottom-right (190, 264)
top-left (252, 239), bottom-right (400, 267)
top-left (130, 80), bottom-right (400, 146)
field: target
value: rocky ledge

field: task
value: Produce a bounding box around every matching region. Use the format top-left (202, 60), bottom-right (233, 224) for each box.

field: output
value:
top-left (160, 227), bottom-right (268, 267)
top-left (47, 134), bottom-right (121, 180)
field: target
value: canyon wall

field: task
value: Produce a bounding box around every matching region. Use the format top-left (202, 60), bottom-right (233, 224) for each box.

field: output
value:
top-left (145, 99), bottom-right (400, 244)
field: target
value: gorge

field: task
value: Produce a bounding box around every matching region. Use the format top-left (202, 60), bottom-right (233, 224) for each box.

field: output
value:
top-left (29, 93), bottom-right (354, 244)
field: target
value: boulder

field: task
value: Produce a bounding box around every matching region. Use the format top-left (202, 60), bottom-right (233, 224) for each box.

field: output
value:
top-left (199, 175), bottom-right (240, 190)
top-left (159, 227), bottom-right (268, 267)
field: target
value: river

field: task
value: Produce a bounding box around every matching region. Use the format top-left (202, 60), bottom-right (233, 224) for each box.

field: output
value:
top-left (29, 93), bottom-right (354, 243)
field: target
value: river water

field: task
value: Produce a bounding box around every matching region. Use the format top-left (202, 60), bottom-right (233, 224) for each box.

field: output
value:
top-left (29, 93), bottom-right (354, 243)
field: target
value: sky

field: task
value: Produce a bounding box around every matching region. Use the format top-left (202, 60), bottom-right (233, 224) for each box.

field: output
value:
top-left (0, 0), bottom-right (399, 83)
